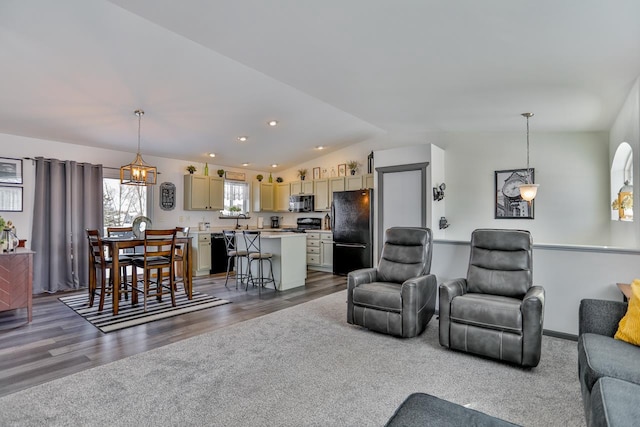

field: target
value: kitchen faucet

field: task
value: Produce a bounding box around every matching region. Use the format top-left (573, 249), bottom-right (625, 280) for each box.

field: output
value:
top-left (235, 213), bottom-right (247, 229)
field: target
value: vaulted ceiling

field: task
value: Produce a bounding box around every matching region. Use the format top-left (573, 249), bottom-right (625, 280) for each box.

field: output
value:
top-left (1, 0), bottom-right (639, 171)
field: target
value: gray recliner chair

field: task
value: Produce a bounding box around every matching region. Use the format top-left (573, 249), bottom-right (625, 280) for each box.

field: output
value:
top-left (347, 227), bottom-right (437, 338)
top-left (439, 229), bottom-right (545, 367)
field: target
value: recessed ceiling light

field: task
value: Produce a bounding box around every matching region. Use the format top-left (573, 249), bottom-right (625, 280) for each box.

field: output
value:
top-left (316, 145), bottom-right (325, 150)
top-left (237, 136), bottom-right (248, 142)
top-left (271, 164), bottom-right (278, 168)
top-left (268, 120), bottom-right (278, 127)
top-left (208, 153), bottom-right (216, 158)
top-left (242, 163), bottom-right (249, 167)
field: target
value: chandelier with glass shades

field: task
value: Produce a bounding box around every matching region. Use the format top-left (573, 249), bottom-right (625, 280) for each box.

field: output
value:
top-left (120, 109), bottom-right (157, 186)
top-left (519, 112), bottom-right (538, 202)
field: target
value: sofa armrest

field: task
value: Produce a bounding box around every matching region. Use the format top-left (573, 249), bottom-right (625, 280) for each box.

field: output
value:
top-left (347, 268), bottom-right (378, 324)
top-left (401, 274), bottom-right (438, 337)
top-left (579, 299), bottom-right (627, 337)
top-left (522, 285), bottom-right (545, 367)
top-left (438, 278), bottom-right (467, 347)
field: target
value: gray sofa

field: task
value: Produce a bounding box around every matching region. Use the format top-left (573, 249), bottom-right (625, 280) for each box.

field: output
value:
top-left (578, 299), bottom-right (640, 426)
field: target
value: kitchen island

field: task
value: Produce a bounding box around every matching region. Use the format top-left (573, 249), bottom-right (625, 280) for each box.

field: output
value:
top-left (236, 231), bottom-right (307, 290)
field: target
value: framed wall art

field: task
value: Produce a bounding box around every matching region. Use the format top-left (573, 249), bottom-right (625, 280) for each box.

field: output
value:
top-left (495, 168), bottom-right (534, 219)
top-left (313, 167), bottom-right (320, 180)
top-left (0, 186), bottom-right (23, 212)
top-left (0, 157), bottom-right (23, 184)
top-left (338, 163), bottom-right (347, 177)
top-left (159, 182), bottom-right (176, 211)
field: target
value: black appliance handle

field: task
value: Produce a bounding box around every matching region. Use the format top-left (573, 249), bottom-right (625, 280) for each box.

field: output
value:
top-left (330, 202), bottom-right (335, 230)
top-left (335, 243), bottom-right (366, 249)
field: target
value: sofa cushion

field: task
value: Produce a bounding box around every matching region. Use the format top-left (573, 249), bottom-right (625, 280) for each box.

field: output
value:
top-left (589, 377), bottom-right (640, 427)
top-left (353, 282), bottom-right (402, 312)
top-left (578, 333), bottom-right (640, 393)
top-left (614, 279), bottom-right (640, 346)
top-left (450, 293), bottom-right (523, 333)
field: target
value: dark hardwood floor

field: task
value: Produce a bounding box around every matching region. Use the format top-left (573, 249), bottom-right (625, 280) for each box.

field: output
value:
top-left (0, 270), bottom-right (346, 398)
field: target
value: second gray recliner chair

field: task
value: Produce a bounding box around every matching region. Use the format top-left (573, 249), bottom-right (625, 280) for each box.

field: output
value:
top-left (439, 228), bottom-right (545, 367)
top-left (347, 227), bottom-right (437, 338)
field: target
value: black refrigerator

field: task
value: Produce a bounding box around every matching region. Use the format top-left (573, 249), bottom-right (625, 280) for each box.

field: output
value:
top-left (331, 189), bottom-right (373, 275)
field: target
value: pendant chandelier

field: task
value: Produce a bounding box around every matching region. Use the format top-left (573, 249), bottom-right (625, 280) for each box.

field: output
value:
top-left (120, 109), bottom-right (157, 186)
top-left (519, 112), bottom-right (538, 202)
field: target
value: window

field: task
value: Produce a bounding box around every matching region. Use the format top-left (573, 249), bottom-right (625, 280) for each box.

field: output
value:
top-left (223, 180), bottom-right (249, 215)
top-left (103, 177), bottom-right (148, 231)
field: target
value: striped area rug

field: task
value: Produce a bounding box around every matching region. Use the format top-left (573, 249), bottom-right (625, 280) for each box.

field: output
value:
top-left (59, 291), bottom-right (231, 333)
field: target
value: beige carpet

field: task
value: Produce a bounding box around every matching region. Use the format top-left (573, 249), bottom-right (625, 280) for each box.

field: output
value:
top-left (1, 290), bottom-right (584, 426)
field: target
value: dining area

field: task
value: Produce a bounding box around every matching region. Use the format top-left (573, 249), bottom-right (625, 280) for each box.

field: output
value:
top-left (86, 224), bottom-right (193, 316)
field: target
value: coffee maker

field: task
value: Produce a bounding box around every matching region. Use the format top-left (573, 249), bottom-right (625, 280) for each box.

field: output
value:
top-left (270, 216), bottom-right (280, 228)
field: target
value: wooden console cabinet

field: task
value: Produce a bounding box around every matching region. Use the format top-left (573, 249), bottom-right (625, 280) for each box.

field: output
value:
top-left (0, 250), bottom-right (34, 322)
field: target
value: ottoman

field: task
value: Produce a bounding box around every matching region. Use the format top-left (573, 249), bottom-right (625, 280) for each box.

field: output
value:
top-left (385, 392), bottom-right (519, 427)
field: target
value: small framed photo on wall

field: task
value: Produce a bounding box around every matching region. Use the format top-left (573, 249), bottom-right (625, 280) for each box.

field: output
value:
top-left (313, 167), bottom-right (320, 180)
top-left (0, 186), bottom-right (23, 212)
top-left (495, 168), bottom-right (534, 219)
top-left (338, 164), bottom-right (347, 177)
top-left (0, 157), bottom-right (23, 184)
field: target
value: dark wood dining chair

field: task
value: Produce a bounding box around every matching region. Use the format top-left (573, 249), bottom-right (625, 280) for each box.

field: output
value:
top-left (173, 226), bottom-right (190, 295)
top-left (131, 229), bottom-right (177, 312)
top-left (105, 226), bottom-right (137, 301)
top-left (86, 229), bottom-right (131, 311)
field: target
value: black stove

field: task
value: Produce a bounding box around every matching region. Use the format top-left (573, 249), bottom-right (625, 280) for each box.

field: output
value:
top-left (284, 217), bottom-right (321, 232)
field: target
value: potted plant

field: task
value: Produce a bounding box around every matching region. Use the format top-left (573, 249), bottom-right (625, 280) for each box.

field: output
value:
top-left (217, 169), bottom-right (225, 177)
top-left (347, 160), bottom-right (359, 175)
top-left (298, 168), bottom-right (308, 180)
top-left (256, 174), bottom-right (264, 182)
top-left (229, 206), bottom-right (242, 215)
top-left (186, 165), bottom-right (196, 174)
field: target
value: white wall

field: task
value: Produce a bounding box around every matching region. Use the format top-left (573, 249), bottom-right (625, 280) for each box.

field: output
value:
top-left (437, 131), bottom-right (610, 245)
top-left (610, 77), bottom-right (640, 247)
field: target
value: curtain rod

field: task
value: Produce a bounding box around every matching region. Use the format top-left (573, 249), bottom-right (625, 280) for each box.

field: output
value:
top-left (22, 157), bottom-right (160, 173)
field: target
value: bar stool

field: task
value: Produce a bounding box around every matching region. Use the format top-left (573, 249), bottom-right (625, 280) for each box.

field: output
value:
top-left (223, 230), bottom-right (248, 289)
top-left (242, 230), bottom-right (276, 294)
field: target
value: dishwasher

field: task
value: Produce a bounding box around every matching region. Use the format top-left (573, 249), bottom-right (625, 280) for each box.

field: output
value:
top-left (210, 233), bottom-right (232, 274)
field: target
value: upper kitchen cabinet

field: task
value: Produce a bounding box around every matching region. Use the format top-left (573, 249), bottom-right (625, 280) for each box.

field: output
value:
top-left (329, 177), bottom-right (346, 206)
top-left (252, 181), bottom-right (274, 212)
top-left (345, 173), bottom-right (374, 190)
top-left (291, 180), bottom-right (314, 195)
top-left (314, 179), bottom-right (330, 211)
top-left (275, 182), bottom-right (291, 212)
top-left (184, 175), bottom-right (224, 211)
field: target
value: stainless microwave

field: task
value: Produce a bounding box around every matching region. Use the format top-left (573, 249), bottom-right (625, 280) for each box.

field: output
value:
top-left (289, 194), bottom-right (315, 212)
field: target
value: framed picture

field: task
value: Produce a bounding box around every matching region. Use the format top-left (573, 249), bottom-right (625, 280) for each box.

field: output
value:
top-left (495, 168), bottom-right (534, 219)
top-left (159, 182), bottom-right (176, 211)
top-left (338, 164), bottom-right (347, 177)
top-left (0, 158), bottom-right (23, 184)
top-left (313, 167), bottom-right (320, 180)
top-left (0, 186), bottom-right (23, 212)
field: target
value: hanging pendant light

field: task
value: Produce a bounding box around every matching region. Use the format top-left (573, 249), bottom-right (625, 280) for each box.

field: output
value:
top-left (519, 112), bottom-right (538, 202)
top-left (120, 109), bottom-right (157, 186)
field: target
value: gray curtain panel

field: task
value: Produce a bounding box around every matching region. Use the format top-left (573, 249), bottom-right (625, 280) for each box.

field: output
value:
top-left (31, 157), bottom-right (103, 294)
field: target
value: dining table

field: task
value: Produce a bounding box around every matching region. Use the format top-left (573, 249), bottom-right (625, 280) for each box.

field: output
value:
top-left (97, 235), bottom-right (193, 315)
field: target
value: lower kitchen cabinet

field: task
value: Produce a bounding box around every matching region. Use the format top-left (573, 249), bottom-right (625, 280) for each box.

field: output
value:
top-left (307, 231), bottom-right (333, 272)
top-left (192, 233), bottom-right (211, 276)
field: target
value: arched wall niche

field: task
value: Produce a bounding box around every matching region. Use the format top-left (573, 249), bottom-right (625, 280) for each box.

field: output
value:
top-left (611, 142), bottom-right (633, 221)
